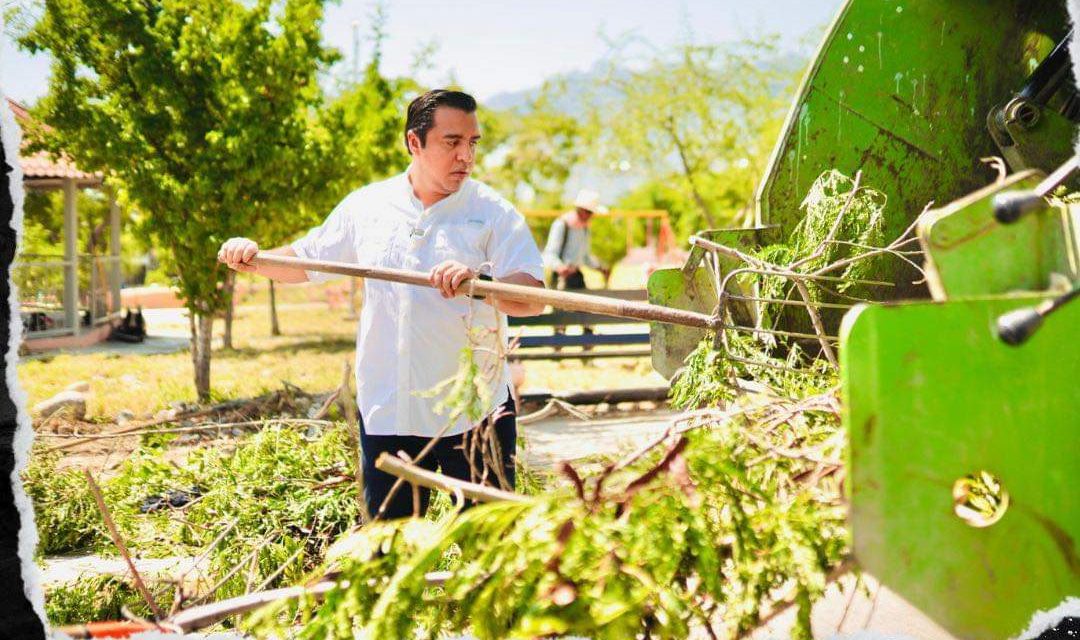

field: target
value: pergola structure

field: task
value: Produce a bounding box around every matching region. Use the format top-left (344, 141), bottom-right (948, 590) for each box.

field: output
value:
top-left (9, 99), bottom-right (123, 347)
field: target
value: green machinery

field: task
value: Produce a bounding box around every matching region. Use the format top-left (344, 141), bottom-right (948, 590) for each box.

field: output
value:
top-left (648, 0), bottom-right (1079, 636)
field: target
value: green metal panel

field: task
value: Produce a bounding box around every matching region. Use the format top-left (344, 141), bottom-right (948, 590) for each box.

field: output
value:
top-left (647, 265), bottom-right (717, 379)
top-left (647, 228), bottom-right (773, 378)
top-left (841, 297), bottom-right (1080, 638)
top-left (919, 170), bottom-right (1078, 299)
top-left (920, 169), bottom-right (1080, 300)
top-left (757, 0), bottom-right (1071, 298)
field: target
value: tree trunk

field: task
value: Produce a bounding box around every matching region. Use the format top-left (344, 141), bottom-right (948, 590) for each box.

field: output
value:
top-left (222, 272), bottom-right (235, 350)
top-left (192, 312), bottom-right (214, 403)
top-left (269, 280), bottom-right (281, 336)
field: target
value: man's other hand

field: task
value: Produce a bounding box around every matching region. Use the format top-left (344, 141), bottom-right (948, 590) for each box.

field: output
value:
top-left (556, 265), bottom-right (577, 277)
top-left (218, 237), bottom-right (260, 273)
top-left (429, 260), bottom-right (476, 298)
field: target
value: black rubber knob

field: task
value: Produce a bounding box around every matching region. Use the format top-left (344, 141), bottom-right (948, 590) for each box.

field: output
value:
top-left (992, 191), bottom-right (1046, 224)
top-left (996, 307), bottom-right (1044, 346)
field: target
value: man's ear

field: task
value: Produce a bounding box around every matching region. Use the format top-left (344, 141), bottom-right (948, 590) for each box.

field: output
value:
top-left (406, 130), bottom-right (422, 156)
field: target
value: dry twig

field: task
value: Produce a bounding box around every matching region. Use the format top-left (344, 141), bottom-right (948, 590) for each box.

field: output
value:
top-left (375, 453), bottom-right (527, 504)
top-left (83, 470), bottom-right (165, 621)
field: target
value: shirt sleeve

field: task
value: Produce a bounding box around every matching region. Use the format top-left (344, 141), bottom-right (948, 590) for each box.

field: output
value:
top-left (489, 208), bottom-right (545, 281)
top-left (290, 195), bottom-right (358, 283)
top-left (541, 218), bottom-right (567, 270)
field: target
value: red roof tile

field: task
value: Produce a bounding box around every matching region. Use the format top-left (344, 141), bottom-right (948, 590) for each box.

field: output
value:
top-left (7, 98), bottom-right (101, 183)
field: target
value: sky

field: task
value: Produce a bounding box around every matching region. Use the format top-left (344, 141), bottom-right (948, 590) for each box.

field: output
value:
top-left (1, 0), bottom-right (841, 106)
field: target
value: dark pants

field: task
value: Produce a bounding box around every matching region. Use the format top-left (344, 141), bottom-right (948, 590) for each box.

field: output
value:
top-left (360, 393), bottom-right (517, 520)
top-left (547, 269), bottom-right (587, 291)
top-left (548, 270), bottom-right (593, 348)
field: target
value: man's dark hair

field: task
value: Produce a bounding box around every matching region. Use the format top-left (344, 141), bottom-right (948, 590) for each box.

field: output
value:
top-left (404, 89), bottom-right (477, 154)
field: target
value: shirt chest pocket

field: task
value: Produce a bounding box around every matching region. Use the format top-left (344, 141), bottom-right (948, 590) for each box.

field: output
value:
top-left (428, 222), bottom-right (489, 267)
top-left (357, 226), bottom-right (397, 267)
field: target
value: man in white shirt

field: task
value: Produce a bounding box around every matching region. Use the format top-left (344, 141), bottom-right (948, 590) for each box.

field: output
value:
top-left (218, 90), bottom-right (545, 520)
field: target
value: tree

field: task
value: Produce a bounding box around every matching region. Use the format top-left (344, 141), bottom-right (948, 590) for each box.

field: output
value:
top-left (20, 0), bottom-right (338, 400)
top-left (254, 41), bottom-right (412, 335)
top-left (588, 35), bottom-right (796, 235)
top-left (480, 79), bottom-right (585, 209)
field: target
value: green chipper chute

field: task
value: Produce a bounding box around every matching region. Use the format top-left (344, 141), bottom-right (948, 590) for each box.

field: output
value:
top-left (648, 0), bottom-right (1079, 637)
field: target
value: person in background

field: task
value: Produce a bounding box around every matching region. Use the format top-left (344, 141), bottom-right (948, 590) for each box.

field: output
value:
top-left (542, 188), bottom-right (607, 291)
top-left (541, 189), bottom-right (609, 348)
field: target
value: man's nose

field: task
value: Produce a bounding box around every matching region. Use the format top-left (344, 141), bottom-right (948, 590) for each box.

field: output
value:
top-left (457, 145), bottom-right (475, 164)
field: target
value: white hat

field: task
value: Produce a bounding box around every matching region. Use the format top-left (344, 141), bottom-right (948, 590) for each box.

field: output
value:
top-left (572, 189), bottom-right (607, 214)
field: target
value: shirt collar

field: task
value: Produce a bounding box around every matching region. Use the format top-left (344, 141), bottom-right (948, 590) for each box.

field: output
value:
top-left (402, 164), bottom-right (470, 213)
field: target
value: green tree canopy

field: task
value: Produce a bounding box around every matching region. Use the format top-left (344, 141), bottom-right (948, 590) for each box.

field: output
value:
top-left (589, 35), bottom-right (797, 235)
top-left (20, 0), bottom-right (339, 399)
top-left (480, 79), bottom-right (585, 209)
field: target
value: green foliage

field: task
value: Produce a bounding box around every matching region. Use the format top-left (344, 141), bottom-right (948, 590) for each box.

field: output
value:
top-left (111, 425), bottom-right (362, 600)
top-left (421, 339), bottom-right (492, 427)
top-left (753, 170), bottom-right (888, 328)
top-left (671, 335), bottom-right (835, 410)
top-left (242, 343), bottom-right (847, 639)
top-left (523, 215), bottom-right (555, 255)
top-left (285, 59), bottom-right (412, 241)
top-left (22, 453), bottom-right (100, 556)
top-left (589, 215), bottom-right (644, 275)
top-left (25, 423), bottom-right (363, 625)
top-left (17, 0), bottom-right (350, 396)
top-left (45, 574), bottom-right (175, 626)
top-left (617, 179), bottom-right (704, 241)
top-left (16, 189), bottom-right (130, 302)
top-left (21, 0), bottom-right (338, 316)
top-left (28, 414), bottom-right (553, 626)
top-left (590, 36), bottom-right (798, 235)
top-left (252, 393), bottom-right (846, 639)
top-left (480, 79), bottom-right (585, 208)
top-left (21, 189), bottom-right (115, 254)
top-left (784, 169), bottom-right (886, 284)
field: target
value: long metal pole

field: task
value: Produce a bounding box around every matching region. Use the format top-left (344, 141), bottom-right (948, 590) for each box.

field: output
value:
top-left (251, 252), bottom-right (718, 330)
top-left (63, 177), bottom-right (80, 335)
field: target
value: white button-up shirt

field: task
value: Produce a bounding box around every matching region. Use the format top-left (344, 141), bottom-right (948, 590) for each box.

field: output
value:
top-left (291, 169), bottom-right (544, 437)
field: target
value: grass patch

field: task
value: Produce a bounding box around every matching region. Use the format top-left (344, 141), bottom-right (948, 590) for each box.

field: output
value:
top-left (45, 574), bottom-right (175, 626)
top-left (23, 453), bottom-right (101, 556)
top-left (19, 303), bottom-right (356, 419)
top-left (27, 421), bottom-right (361, 625)
top-left (21, 280), bottom-right (660, 420)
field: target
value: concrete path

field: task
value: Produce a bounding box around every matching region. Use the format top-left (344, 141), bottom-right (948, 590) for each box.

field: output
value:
top-left (748, 572), bottom-right (958, 639)
top-left (520, 410), bottom-right (676, 468)
top-left (42, 554), bottom-right (202, 587)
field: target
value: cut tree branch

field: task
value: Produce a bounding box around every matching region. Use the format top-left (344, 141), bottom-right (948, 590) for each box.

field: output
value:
top-left (375, 453), bottom-right (528, 504)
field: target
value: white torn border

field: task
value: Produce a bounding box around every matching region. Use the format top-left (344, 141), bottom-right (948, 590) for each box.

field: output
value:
top-left (1013, 597), bottom-right (1080, 640)
top-left (0, 80), bottom-right (50, 631)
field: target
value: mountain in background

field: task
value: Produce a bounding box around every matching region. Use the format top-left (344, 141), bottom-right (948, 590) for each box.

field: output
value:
top-left (485, 50), bottom-right (808, 114)
top-left (484, 50), bottom-right (811, 206)
top-left (486, 61), bottom-right (617, 114)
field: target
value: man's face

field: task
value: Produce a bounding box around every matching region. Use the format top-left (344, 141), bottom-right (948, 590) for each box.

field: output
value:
top-left (409, 107), bottom-right (481, 196)
top-left (576, 207), bottom-right (595, 224)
